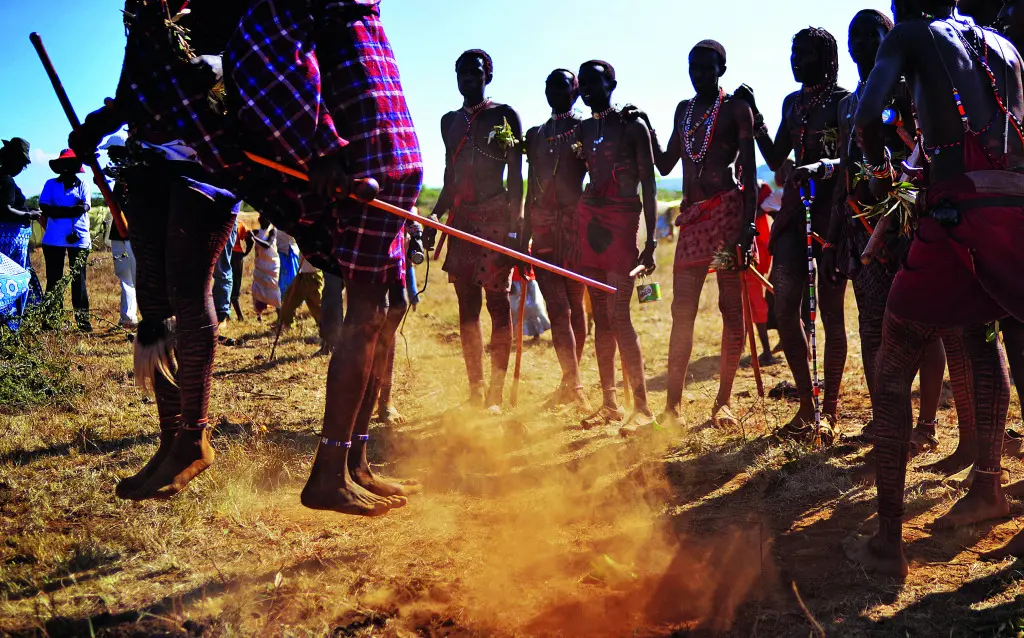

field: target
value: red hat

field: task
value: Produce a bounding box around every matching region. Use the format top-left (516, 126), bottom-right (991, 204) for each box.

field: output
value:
top-left (50, 149), bottom-right (85, 174)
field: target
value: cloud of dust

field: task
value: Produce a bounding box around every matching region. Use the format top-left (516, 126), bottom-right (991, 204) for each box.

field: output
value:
top-left (378, 410), bottom-right (778, 636)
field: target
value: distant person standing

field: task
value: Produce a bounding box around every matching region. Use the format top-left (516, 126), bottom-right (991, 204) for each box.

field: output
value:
top-left (0, 138), bottom-right (39, 267)
top-left (279, 257), bottom-right (324, 329)
top-left (230, 217), bottom-right (253, 321)
top-left (39, 149), bottom-right (92, 332)
top-left (100, 135), bottom-right (138, 330)
top-left (251, 216), bottom-right (281, 322)
top-left (213, 202), bottom-right (242, 327)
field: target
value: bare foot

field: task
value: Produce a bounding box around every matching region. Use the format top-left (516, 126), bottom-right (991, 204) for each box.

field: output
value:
top-left (351, 463), bottom-right (420, 501)
top-left (658, 408), bottom-right (681, 429)
top-left (377, 403), bottom-right (406, 426)
top-left (467, 387), bottom-right (484, 409)
top-left (921, 442), bottom-right (976, 476)
top-left (581, 404), bottom-right (625, 430)
top-left (981, 529), bottom-right (1024, 560)
top-left (619, 410), bottom-right (658, 437)
top-left (301, 477), bottom-right (394, 516)
top-left (844, 533), bottom-right (909, 578)
top-left (931, 481), bottom-right (1010, 531)
top-left (115, 429), bottom-right (176, 499)
top-left (772, 411), bottom-right (815, 442)
top-left (712, 403), bottom-right (738, 428)
top-left (128, 428), bottom-right (215, 500)
top-left (850, 458), bottom-right (876, 487)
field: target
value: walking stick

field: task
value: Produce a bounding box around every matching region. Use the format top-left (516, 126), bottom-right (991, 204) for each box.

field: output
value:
top-left (244, 152), bottom-right (616, 294)
top-left (738, 246), bottom-right (765, 398)
top-left (801, 182), bottom-right (822, 433)
top-left (30, 33), bottom-right (129, 238)
top-left (510, 269), bottom-right (528, 407)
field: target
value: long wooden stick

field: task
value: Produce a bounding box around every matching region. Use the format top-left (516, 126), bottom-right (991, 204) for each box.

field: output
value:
top-left (30, 33), bottom-right (129, 238)
top-left (244, 152), bottom-right (616, 294)
top-left (738, 247), bottom-right (765, 398)
top-left (510, 272), bottom-right (528, 407)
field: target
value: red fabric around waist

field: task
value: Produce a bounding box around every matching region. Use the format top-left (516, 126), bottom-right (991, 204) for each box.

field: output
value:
top-left (575, 196), bottom-right (641, 275)
top-left (888, 178), bottom-right (1024, 325)
top-left (674, 188), bottom-right (744, 270)
top-left (442, 193), bottom-right (513, 293)
top-left (530, 204), bottom-right (579, 268)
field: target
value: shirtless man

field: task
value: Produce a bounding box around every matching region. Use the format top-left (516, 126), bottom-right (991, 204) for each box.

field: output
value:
top-left (818, 10), bottom-right (974, 472)
top-left (735, 28), bottom-right (851, 436)
top-left (633, 40), bottom-right (757, 428)
top-left (573, 60), bottom-right (658, 433)
top-left (523, 69), bottom-right (590, 410)
top-left (428, 50), bottom-right (523, 413)
top-left (847, 0), bottom-right (1024, 576)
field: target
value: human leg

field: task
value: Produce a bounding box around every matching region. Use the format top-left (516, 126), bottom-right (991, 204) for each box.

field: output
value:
top-left (923, 332), bottom-right (978, 474)
top-left (484, 287), bottom-right (513, 409)
top-left (65, 247), bottom-right (91, 331)
top-left (41, 245), bottom-right (66, 321)
top-left (932, 324), bottom-right (1010, 529)
top-left (909, 339), bottom-right (946, 455)
top-left (304, 270), bottom-right (324, 327)
top-left (112, 240), bottom-right (138, 327)
top-left (212, 224), bottom-right (235, 323)
top-left (580, 272), bottom-right (625, 427)
top-left (663, 267), bottom-right (705, 423)
top-left (535, 269), bottom-right (585, 406)
top-left (230, 251), bottom-right (245, 321)
top-left (771, 258), bottom-right (816, 428)
top-left (302, 279), bottom-right (404, 515)
top-left (567, 279), bottom-right (587, 364)
top-left (819, 268), bottom-right (848, 422)
top-left (319, 272), bottom-right (344, 352)
top-left (606, 272), bottom-right (654, 427)
top-left (851, 260), bottom-right (892, 412)
top-left (132, 181), bottom-right (237, 499)
top-left (454, 281), bottom-right (485, 405)
top-left (376, 282), bottom-right (406, 424)
top-left (714, 268), bottom-right (745, 425)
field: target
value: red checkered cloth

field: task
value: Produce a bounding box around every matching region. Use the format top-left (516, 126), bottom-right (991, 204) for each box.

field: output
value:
top-left (225, 0), bottom-right (423, 283)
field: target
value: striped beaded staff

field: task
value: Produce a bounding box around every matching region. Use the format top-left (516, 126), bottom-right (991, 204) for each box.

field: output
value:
top-left (801, 181), bottom-right (822, 433)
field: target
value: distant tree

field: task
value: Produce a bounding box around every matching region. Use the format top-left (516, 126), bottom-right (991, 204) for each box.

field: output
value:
top-left (25, 195), bottom-right (40, 210)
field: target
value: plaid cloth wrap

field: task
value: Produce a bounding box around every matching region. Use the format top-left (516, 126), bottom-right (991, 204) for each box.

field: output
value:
top-left (115, 0), bottom-right (244, 173)
top-left (226, 0), bottom-right (423, 283)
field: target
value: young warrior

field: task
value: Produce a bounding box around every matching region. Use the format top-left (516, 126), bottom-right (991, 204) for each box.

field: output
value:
top-left (634, 40), bottom-right (757, 428)
top-left (574, 60), bottom-right (658, 433)
top-left (848, 0), bottom-right (1024, 576)
top-left (735, 29), bottom-right (850, 436)
top-left (428, 50), bottom-right (523, 413)
top-left (523, 69), bottom-right (590, 410)
top-left (821, 10), bottom-right (974, 471)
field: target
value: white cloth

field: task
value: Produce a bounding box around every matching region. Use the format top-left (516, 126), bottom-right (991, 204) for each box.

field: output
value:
top-left (139, 140), bottom-right (200, 164)
top-left (252, 226), bottom-right (282, 309)
top-left (762, 189), bottom-right (784, 214)
top-left (110, 239), bottom-right (138, 325)
top-left (40, 177), bottom-right (91, 248)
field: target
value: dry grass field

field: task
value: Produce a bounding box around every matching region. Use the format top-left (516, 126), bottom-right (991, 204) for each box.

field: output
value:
top-left (2, 221), bottom-right (1024, 637)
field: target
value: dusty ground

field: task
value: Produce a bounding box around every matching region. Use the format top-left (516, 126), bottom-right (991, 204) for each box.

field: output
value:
top-left (2, 232), bottom-right (1024, 637)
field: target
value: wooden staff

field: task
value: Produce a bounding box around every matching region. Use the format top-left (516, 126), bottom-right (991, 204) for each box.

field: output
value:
top-left (244, 152), bottom-right (616, 294)
top-left (738, 246), bottom-right (765, 398)
top-left (510, 270), bottom-right (528, 407)
top-left (30, 33), bottom-right (129, 238)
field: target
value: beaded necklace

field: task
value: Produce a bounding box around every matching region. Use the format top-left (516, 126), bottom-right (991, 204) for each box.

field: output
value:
top-left (794, 81), bottom-right (836, 163)
top-left (552, 109), bottom-right (576, 121)
top-left (543, 116), bottom-right (580, 155)
top-left (593, 106), bottom-right (617, 119)
top-left (681, 88), bottom-right (724, 164)
top-left (464, 99), bottom-right (491, 115)
top-left (590, 106), bottom-right (617, 154)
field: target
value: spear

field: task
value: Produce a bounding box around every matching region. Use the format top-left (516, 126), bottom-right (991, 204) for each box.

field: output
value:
top-left (30, 33), bottom-right (129, 238)
top-left (244, 152), bottom-right (616, 294)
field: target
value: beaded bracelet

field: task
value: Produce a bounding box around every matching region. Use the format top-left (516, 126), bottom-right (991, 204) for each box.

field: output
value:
top-left (821, 162), bottom-right (835, 180)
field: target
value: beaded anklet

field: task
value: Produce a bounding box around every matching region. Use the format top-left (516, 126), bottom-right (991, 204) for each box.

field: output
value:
top-left (182, 419), bottom-right (209, 431)
top-left (356, 434), bottom-right (369, 442)
top-left (320, 437), bottom-right (352, 448)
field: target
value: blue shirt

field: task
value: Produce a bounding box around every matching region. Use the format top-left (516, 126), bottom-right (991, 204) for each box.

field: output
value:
top-left (40, 177), bottom-right (91, 249)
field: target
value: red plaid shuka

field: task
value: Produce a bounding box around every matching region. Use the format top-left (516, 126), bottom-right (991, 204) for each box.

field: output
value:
top-left (226, 0), bottom-right (423, 283)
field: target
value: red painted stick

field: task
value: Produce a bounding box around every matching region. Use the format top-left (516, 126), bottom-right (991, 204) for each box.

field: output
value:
top-left (510, 271), bottom-right (528, 407)
top-left (738, 246), bottom-right (765, 398)
top-left (244, 152), bottom-right (616, 294)
top-left (30, 33), bottom-right (129, 239)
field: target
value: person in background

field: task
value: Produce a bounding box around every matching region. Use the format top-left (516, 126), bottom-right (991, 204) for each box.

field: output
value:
top-left (0, 138), bottom-right (40, 267)
top-left (279, 256), bottom-right (323, 329)
top-left (251, 216), bottom-right (281, 322)
top-left (212, 202), bottom-right (241, 328)
top-left (749, 180), bottom-right (776, 366)
top-left (100, 134), bottom-right (138, 330)
top-left (231, 216), bottom-right (253, 321)
top-left (39, 149), bottom-right (92, 332)
top-left (277, 227), bottom-right (301, 300)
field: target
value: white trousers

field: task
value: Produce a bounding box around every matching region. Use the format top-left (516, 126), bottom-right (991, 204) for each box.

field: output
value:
top-left (110, 240), bottom-right (138, 325)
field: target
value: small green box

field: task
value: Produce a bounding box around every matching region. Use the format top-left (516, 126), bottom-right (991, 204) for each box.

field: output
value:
top-left (636, 281), bottom-right (662, 304)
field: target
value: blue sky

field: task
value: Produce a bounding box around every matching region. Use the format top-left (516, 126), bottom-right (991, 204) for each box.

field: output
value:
top-left (1, 0), bottom-right (893, 196)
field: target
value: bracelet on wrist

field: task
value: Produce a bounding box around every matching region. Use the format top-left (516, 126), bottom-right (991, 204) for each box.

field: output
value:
top-left (866, 147), bottom-right (893, 179)
top-left (821, 162), bottom-right (835, 180)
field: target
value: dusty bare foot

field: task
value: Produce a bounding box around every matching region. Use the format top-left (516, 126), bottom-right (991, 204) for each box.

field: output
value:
top-left (922, 442), bottom-right (976, 476)
top-left (619, 410), bottom-right (658, 437)
top-left (908, 422), bottom-right (939, 459)
top-left (467, 386), bottom-right (485, 409)
top-left (658, 408), bottom-right (681, 429)
top-left (377, 403), bottom-right (406, 426)
top-left (981, 529), bottom-right (1024, 560)
top-left (581, 404), bottom-right (625, 430)
top-left (1003, 429), bottom-right (1024, 458)
top-left (301, 476), bottom-right (394, 516)
top-left (712, 403), bottom-right (738, 428)
top-left (129, 427), bottom-right (215, 500)
top-left (931, 477), bottom-right (1010, 531)
top-left (772, 410), bottom-right (815, 442)
top-left (844, 533), bottom-right (909, 578)
top-left (351, 463), bottom-right (420, 501)
top-left (850, 457), bottom-right (876, 487)
top-left (116, 428), bottom-right (177, 499)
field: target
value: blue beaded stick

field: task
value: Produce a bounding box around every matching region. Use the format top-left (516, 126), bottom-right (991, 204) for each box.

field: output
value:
top-left (800, 181), bottom-right (822, 433)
